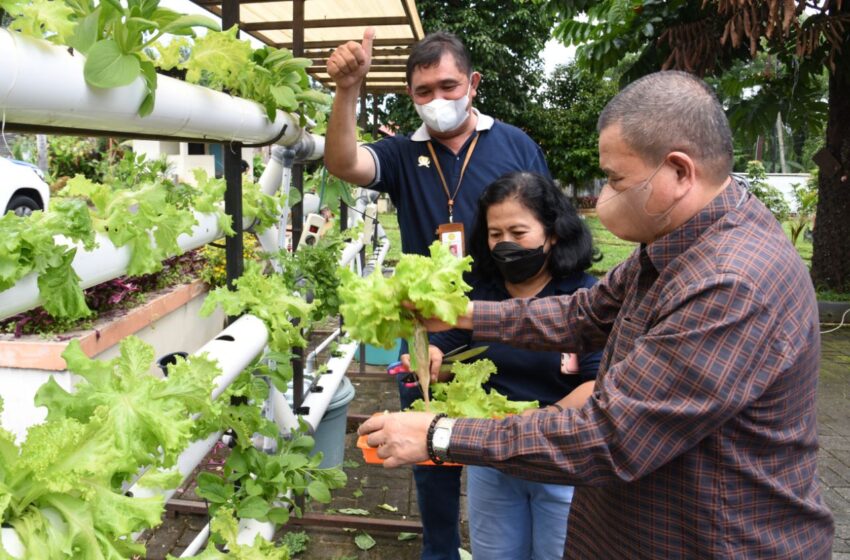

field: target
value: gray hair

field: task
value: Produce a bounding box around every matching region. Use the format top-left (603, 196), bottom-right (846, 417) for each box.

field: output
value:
top-left (598, 71), bottom-right (733, 182)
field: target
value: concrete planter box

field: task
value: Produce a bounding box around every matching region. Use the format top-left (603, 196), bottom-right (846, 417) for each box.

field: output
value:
top-left (0, 279), bottom-right (224, 441)
top-left (819, 300), bottom-right (850, 325)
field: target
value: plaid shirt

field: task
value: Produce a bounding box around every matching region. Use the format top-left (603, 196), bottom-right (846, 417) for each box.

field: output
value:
top-left (449, 180), bottom-right (835, 558)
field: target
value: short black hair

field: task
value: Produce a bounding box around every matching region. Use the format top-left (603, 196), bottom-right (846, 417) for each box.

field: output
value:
top-left (406, 31), bottom-right (472, 84)
top-left (469, 172), bottom-right (596, 280)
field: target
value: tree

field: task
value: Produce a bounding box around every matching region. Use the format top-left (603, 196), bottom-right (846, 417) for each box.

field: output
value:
top-left (526, 62), bottom-right (618, 192)
top-left (545, 0), bottom-right (850, 291)
top-left (745, 160), bottom-right (791, 223)
top-left (382, 0), bottom-right (554, 133)
top-left (708, 52), bottom-right (828, 172)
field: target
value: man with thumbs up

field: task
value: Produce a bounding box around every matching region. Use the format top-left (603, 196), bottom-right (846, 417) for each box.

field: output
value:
top-left (326, 29), bottom-right (551, 560)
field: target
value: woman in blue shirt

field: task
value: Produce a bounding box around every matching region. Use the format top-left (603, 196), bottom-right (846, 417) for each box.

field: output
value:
top-left (429, 171), bottom-right (602, 560)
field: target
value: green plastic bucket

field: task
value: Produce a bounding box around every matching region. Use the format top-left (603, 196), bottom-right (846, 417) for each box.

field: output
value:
top-left (312, 376), bottom-right (356, 468)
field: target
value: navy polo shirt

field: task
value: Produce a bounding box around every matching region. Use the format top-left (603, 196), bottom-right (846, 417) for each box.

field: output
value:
top-left (363, 111), bottom-right (550, 256)
top-left (430, 273), bottom-right (602, 405)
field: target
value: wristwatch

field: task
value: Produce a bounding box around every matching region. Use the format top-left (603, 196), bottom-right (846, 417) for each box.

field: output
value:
top-left (431, 416), bottom-right (457, 464)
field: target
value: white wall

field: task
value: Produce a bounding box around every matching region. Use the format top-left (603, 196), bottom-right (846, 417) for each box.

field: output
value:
top-left (765, 173), bottom-right (810, 212)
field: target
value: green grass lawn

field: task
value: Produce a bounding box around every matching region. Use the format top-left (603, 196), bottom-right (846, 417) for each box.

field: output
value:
top-left (375, 211), bottom-right (846, 301)
top-left (378, 212), bottom-right (402, 266)
top-left (583, 214), bottom-right (637, 277)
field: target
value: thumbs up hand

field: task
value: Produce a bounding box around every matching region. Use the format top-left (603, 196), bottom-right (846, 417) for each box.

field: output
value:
top-left (327, 27), bottom-right (375, 91)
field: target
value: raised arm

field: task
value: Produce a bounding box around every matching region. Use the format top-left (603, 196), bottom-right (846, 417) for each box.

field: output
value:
top-left (325, 28), bottom-right (378, 186)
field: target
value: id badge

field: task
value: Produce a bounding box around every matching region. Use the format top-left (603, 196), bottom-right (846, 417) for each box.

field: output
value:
top-left (436, 222), bottom-right (465, 258)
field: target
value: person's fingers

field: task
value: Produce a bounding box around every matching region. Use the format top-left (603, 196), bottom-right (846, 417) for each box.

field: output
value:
top-left (362, 27), bottom-right (375, 59)
top-left (335, 45), bottom-right (361, 73)
top-left (326, 57), bottom-right (343, 78)
top-left (358, 412), bottom-right (386, 436)
top-left (366, 431), bottom-right (385, 448)
top-left (429, 350), bottom-right (443, 383)
top-left (400, 354), bottom-right (411, 369)
top-left (430, 362), bottom-right (440, 383)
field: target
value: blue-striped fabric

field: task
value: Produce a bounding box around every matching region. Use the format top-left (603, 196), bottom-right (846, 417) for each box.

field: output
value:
top-left (449, 180), bottom-right (835, 558)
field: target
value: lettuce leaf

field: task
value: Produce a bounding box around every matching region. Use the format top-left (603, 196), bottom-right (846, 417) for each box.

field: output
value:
top-left (35, 338), bottom-right (220, 473)
top-left (1, 336), bottom-right (224, 558)
top-left (410, 359), bottom-right (538, 418)
top-left (200, 261), bottom-right (313, 390)
top-left (338, 241), bottom-right (471, 349)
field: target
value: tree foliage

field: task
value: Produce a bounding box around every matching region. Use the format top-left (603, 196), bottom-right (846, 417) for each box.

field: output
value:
top-left (526, 62), bottom-right (618, 189)
top-left (543, 0), bottom-right (850, 291)
top-left (382, 0), bottom-right (554, 133)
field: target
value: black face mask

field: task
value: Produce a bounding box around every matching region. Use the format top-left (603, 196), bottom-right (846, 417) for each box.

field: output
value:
top-left (491, 241), bottom-right (548, 284)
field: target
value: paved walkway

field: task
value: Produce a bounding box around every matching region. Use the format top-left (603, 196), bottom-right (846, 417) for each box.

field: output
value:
top-left (818, 328), bottom-right (850, 558)
top-left (145, 327), bottom-right (850, 559)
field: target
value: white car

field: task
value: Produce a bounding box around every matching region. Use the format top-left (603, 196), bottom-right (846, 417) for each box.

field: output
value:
top-left (0, 156), bottom-right (50, 216)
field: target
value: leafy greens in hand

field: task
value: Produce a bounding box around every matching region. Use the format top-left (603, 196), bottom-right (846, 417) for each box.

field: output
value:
top-left (410, 359), bottom-right (538, 418)
top-left (338, 242), bottom-right (471, 407)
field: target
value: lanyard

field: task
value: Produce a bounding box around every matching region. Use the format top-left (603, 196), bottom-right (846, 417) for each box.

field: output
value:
top-left (426, 133), bottom-right (480, 222)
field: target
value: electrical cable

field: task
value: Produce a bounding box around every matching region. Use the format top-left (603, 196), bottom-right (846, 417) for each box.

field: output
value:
top-left (820, 307), bottom-right (850, 334)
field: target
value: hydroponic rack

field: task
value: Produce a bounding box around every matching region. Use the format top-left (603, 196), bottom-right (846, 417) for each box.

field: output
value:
top-left (0, 13), bottom-right (377, 555)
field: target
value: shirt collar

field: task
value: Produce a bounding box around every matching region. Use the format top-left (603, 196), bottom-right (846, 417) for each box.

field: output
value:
top-left (645, 177), bottom-right (748, 272)
top-left (410, 108), bottom-right (494, 142)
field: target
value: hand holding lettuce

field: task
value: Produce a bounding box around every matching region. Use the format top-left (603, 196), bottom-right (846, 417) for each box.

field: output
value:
top-left (338, 242), bottom-right (472, 408)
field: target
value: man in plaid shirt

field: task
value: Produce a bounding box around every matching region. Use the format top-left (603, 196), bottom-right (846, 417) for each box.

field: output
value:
top-left (360, 71), bottom-right (835, 558)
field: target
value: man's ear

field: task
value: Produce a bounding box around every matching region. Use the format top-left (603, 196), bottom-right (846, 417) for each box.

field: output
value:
top-left (667, 151), bottom-right (697, 184)
top-left (470, 71), bottom-right (482, 95)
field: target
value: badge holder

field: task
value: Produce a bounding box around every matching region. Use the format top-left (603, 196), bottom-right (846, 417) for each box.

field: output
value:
top-left (436, 222), bottom-right (465, 258)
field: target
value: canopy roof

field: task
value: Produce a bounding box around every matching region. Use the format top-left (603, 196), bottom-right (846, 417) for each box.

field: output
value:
top-left (189, 0), bottom-right (424, 94)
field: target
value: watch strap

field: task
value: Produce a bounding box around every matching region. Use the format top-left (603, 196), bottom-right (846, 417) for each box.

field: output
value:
top-left (426, 413), bottom-right (448, 464)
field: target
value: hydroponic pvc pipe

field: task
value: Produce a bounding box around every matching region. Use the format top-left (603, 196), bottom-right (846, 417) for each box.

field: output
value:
top-left (200, 314), bottom-right (269, 401)
top-left (305, 328), bottom-right (342, 376)
top-left (129, 314), bottom-right (268, 502)
top-left (178, 524), bottom-right (211, 558)
top-left (0, 29), bottom-right (323, 152)
top-left (297, 340), bottom-right (359, 431)
top-left (362, 238), bottom-right (391, 277)
top-left (339, 238), bottom-right (365, 269)
top-left (0, 211), bottom-right (222, 321)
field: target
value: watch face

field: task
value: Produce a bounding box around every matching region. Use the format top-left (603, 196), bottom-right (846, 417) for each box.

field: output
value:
top-left (433, 427), bottom-right (451, 449)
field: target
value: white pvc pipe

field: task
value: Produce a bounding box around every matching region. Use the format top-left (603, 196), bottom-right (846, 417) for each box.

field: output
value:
top-left (0, 211), bottom-right (222, 321)
top-left (179, 524), bottom-right (211, 558)
top-left (201, 315), bottom-right (269, 401)
top-left (304, 328), bottom-right (341, 376)
top-left (130, 314), bottom-right (268, 501)
top-left (298, 340), bottom-right (358, 431)
top-left (271, 384), bottom-right (300, 434)
top-left (362, 237), bottom-right (391, 277)
top-left (236, 518), bottom-right (276, 546)
top-left (130, 430), bottom-right (224, 505)
top-left (255, 226), bottom-right (282, 272)
top-left (339, 238), bottom-right (365, 268)
top-left (0, 29), bottom-right (321, 149)
top-left (278, 165), bottom-right (293, 252)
